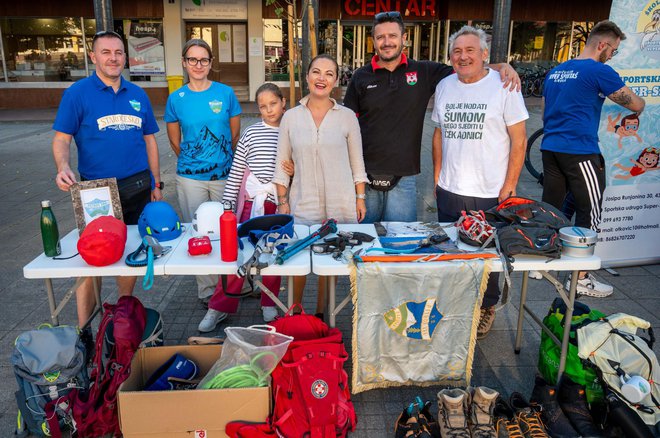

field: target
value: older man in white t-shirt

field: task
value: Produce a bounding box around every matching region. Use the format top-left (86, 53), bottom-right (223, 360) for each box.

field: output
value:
top-left (431, 25), bottom-right (528, 340)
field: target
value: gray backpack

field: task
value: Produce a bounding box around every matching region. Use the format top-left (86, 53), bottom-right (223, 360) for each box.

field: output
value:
top-left (12, 325), bottom-right (89, 437)
top-left (577, 313), bottom-right (660, 427)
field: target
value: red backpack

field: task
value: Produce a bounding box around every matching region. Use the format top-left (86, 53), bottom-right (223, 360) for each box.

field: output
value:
top-left (47, 296), bottom-right (146, 437)
top-left (268, 306), bottom-right (357, 438)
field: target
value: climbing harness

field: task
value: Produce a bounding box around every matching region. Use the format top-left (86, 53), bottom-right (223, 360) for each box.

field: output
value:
top-left (125, 236), bottom-right (172, 290)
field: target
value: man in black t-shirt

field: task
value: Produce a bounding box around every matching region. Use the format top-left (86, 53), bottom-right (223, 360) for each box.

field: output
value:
top-left (344, 11), bottom-right (519, 223)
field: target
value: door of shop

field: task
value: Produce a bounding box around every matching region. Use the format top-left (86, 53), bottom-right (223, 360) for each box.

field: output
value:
top-left (185, 23), bottom-right (248, 87)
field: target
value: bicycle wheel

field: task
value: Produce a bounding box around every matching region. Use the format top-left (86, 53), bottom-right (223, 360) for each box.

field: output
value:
top-left (525, 128), bottom-right (544, 185)
top-left (532, 77), bottom-right (543, 98)
top-left (522, 78), bottom-right (533, 98)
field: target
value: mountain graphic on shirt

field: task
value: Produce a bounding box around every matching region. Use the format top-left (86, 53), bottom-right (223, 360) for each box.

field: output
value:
top-left (182, 126), bottom-right (232, 178)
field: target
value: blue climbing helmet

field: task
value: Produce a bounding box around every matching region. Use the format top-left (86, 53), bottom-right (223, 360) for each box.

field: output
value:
top-left (138, 201), bottom-right (182, 242)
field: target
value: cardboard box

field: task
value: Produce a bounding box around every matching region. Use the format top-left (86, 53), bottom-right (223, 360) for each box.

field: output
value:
top-left (118, 344), bottom-right (271, 438)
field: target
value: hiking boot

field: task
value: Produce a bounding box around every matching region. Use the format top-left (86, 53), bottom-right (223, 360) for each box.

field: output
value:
top-left (262, 306), bottom-right (278, 322)
top-left (529, 375), bottom-right (578, 438)
top-left (566, 273), bottom-right (613, 298)
top-left (437, 388), bottom-right (471, 438)
top-left (198, 309), bottom-right (228, 332)
top-left (493, 397), bottom-right (525, 438)
top-left (469, 386), bottom-right (499, 437)
top-left (509, 392), bottom-right (549, 438)
top-left (477, 306), bottom-right (496, 339)
top-left (557, 376), bottom-right (604, 437)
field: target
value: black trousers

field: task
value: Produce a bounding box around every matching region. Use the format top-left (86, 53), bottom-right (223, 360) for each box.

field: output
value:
top-left (435, 186), bottom-right (501, 309)
top-left (541, 151), bottom-right (606, 231)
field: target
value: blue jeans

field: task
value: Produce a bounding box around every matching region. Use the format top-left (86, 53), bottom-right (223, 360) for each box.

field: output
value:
top-left (363, 175), bottom-right (417, 223)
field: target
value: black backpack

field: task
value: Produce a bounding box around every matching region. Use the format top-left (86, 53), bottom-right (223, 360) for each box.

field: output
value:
top-left (487, 197), bottom-right (569, 260)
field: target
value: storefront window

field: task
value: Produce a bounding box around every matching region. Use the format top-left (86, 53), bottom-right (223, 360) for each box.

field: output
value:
top-left (1, 17), bottom-right (87, 82)
top-left (509, 21), bottom-right (592, 64)
top-left (263, 18), bottom-right (302, 83)
top-left (318, 21), bottom-right (338, 60)
top-left (0, 17), bottom-right (164, 83)
top-left (83, 19), bottom-right (166, 82)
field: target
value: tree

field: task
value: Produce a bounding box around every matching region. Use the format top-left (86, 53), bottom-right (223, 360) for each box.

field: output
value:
top-left (265, 0), bottom-right (317, 103)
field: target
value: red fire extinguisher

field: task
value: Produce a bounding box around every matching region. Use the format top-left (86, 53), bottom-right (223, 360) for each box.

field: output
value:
top-left (220, 201), bottom-right (238, 262)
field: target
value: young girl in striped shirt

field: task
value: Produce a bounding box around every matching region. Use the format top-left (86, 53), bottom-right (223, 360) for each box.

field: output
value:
top-left (198, 83), bottom-right (288, 331)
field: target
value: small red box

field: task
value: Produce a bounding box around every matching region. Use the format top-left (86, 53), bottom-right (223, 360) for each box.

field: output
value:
top-left (188, 236), bottom-right (212, 256)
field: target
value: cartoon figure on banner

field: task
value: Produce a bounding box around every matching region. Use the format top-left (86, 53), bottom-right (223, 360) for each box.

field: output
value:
top-left (641, 8), bottom-right (659, 50)
top-left (614, 146), bottom-right (660, 179)
top-left (607, 112), bottom-right (643, 148)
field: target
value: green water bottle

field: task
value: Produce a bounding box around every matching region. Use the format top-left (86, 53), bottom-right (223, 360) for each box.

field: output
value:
top-left (40, 200), bottom-right (61, 257)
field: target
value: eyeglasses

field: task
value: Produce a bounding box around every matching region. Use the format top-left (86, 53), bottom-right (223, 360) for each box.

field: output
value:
top-left (604, 42), bottom-right (618, 56)
top-left (374, 11), bottom-right (403, 25)
top-left (185, 57), bottom-right (212, 67)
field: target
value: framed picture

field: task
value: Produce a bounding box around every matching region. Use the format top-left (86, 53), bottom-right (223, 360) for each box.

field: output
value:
top-left (70, 178), bottom-right (123, 234)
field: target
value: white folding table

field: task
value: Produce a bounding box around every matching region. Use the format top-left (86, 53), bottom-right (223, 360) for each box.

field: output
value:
top-left (164, 224), bottom-right (311, 312)
top-left (23, 225), bottom-right (187, 326)
top-left (24, 224), bottom-right (311, 325)
top-left (311, 222), bottom-right (600, 379)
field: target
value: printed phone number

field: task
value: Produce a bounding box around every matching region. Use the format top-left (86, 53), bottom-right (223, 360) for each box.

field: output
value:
top-left (602, 235), bottom-right (636, 242)
top-left (601, 216), bottom-right (634, 223)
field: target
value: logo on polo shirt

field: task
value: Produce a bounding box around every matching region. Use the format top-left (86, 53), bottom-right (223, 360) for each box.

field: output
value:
top-left (97, 114), bottom-right (142, 131)
top-left (209, 100), bottom-right (223, 113)
top-left (367, 84), bottom-right (378, 89)
top-left (406, 72), bottom-right (418, 86)
top-left (129, 99), bottom-right (141, 111)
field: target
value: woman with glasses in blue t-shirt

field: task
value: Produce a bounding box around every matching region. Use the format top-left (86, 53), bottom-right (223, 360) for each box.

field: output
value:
top-left (164, 38), bottom-right (242, 302)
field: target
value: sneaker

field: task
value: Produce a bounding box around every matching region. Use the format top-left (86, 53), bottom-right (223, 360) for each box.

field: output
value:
top-left (468, 386), bottom-right (499, 438)
top-left (509, 392), bottom-right (549, 438)
top-left (198, 309), bottom-right (228, 332)
top-left (529, 375), bottom-right (578, 438)
top-left (262, 306), bottom-right (278, 322)
top-left (477, 306), bottom-right (496, 339)
top-left (437, 388), bottom-right (471, 438)
top-left (566, 273), bottom-right (613, 298)
top-left (557, 376), bottom-right (604, 437)
top-left (493, 397), bottom-right (525, 438)
top-left (528, 270), bottom-right (543, 280)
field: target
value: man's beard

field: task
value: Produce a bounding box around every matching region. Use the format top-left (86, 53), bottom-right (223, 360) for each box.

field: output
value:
top-left (378, 45), bottom-right (403, 62)
top-left (598, 50), bottom-right (608, 63)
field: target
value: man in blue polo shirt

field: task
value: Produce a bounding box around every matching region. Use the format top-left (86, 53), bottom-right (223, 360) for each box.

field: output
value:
top-left (542, 20), bottom-right (645, 297)
top-left (52, 30), bottom-right (163, 326)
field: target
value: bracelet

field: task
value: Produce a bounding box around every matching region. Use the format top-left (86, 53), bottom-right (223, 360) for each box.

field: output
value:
top-left (356, 194), bottom-right (366, 200)
top-left (277, 199), bottom-right (288, 206)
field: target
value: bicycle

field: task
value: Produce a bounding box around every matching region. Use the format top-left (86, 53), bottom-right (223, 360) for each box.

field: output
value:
top-left (525, 127), bottom-right (544, 185)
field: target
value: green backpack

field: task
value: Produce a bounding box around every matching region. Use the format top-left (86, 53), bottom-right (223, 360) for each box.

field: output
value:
top-left (538, 298), bottom-right (605, 403)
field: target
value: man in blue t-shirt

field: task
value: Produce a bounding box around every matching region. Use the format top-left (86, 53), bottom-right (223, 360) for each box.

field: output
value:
top-left (51, 30), bottom-right (163, 326)
top-left (542, 20), bottom-right (645, 297)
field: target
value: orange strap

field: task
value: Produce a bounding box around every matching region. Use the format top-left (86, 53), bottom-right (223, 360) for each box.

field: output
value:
top-left (358, 253), bottom-right (498, 263)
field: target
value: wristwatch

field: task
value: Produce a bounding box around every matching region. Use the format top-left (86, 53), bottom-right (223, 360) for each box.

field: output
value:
top-left (356, 193), bottom-right (366, 200)
top-left (155, 182), bottom-right (164, 190)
